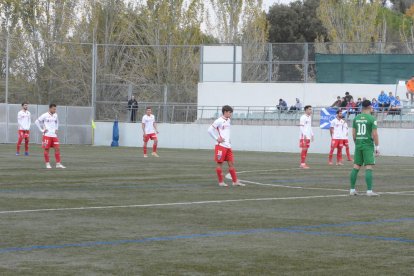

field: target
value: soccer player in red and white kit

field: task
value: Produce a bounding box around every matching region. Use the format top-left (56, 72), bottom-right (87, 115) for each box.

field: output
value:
top-left (142, 107), bottom-right (159, 158)
top-left (299, 105), bottom-right (314, 169)
top-left (328, 110), bottom-right (345, 165)
top-left (341, 119), bottom-right (353, 162)
top-left (16, 102), bottom-right (31, 156)
top-left (208, 105), bottom-right (244, 187)
top-left (35, 104), bottom-right (66, 169)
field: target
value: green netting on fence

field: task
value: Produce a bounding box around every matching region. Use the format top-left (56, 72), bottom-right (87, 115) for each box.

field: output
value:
top-left (316, 54), bottom-right (414, 84)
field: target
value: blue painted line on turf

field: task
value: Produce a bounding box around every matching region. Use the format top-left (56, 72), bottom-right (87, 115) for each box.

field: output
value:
top-left (0, 217), bottom-right (413, 254)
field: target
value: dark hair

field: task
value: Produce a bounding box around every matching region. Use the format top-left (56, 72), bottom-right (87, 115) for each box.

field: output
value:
top-left (336, 109), bottom-right (342, 115)
top-left (362, 100), bottom-right (372, 108)
top-left (304, 105), bottom-right (312, 111)
top-left (21, 102), bottom-right (28, 106)
top-left (345, 92), bottom-right (350, 95)
top-left (146, 106), bottom-right (152, 110)
top-left (222, 105), bottom-right (233, 114)
top-left (279, 99), bottom-right (283, 101)
top-left (49, 104), bottom-right (56, 108)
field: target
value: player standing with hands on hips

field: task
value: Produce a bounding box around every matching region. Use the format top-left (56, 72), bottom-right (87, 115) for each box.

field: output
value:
top-left (299, 105), bottom-right (314, 169)
top-left (350, 100), bottom-right (379, 196)
top-left (35, 104), bottom-right (65, 169)
top-left (208, 105), bottom-right (244, 187)
top-left (16, 102), bottom-right (31, 156)
top-left (142, 107), bottom-right (159, 158)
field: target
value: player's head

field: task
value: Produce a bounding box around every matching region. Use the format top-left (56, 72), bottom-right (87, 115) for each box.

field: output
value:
top-left (146, 107), bottom-right (152, 115)
top-left (21, 102), bottom-right (28, 110)
top-left (361, 100), bottom-right (372, 113)
top-left (304, 105), bottom-right (312, 115)
top-left (222, 105), bottom-right (233, 118)
top-left (336, 109), bottom-right (343, 119)
top-left (49, 104), bottom-right (57, 114)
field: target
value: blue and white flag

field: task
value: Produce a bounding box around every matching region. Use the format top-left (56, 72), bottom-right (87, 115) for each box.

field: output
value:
top-left (320, 108), bottom-right (346, 129)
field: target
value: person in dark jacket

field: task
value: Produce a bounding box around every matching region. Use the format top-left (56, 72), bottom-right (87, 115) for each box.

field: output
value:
top-left (128, 95), bottom-right (139, 122)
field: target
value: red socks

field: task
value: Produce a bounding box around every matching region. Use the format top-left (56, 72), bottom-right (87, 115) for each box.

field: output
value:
top-left (44, 151), bottom-right (50, 162)
top-left (337, 147), bottom-right (343, 162)
top-left (229, 167), bottom-right (238, 182)
top-left (16, 137), bottom-right (23, 153)
top-left (328, 147), bottom-right (334, 162)
top-left (55, 152), bottom-right (61, 163)
top-left (25, 138), bottom-right (29, 152)
top-left (301, 149), bottom-right (308, 164)
top-left (216, 167), bottom-right (223, 183)
top-left (345, 146), bottom-right (351, 160)
top-left (143, 145), bottom-right (147, 154)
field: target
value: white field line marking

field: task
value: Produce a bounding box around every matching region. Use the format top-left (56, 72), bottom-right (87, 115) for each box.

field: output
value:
top-left (0, 194), bottom-right (349, 215)
top-left (239, 179), bottom-right (349, 192)
top-left (226, 173), bottom-right (349, 192)
top-left (236, 168), bottom-right (301, 174)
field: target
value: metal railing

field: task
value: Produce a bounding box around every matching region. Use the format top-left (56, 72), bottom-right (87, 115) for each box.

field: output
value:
top-left (95, 103), bottom-right (414, 129)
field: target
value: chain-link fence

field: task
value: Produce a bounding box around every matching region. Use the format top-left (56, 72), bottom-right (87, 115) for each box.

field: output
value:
top-left (3, 31), bottom-right (414, 116)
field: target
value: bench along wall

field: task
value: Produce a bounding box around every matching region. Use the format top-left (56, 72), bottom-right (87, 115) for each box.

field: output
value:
top-left (198, 83), bottom-right (402, 109)
top-left (94, 122), bottom-right (414, 157)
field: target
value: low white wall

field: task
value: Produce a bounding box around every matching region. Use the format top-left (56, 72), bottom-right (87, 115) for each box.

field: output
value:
top-left (94, 122), bottom-right (414, 157)
top-left (198, 82), bottom-right (402, 108)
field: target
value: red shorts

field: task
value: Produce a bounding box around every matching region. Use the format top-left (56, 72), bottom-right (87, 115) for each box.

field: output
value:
top-left (299, 139), bottom-right (311, 149)
top-left (342, 139), bottom-right (349, 147)
top-left (331, 139), bottom-right (344, 148)
top-left (143, 133), bottom-right (157, 142)
top-left (42, 136), bottom-right (60, 149)
top-left (215, 145), bottom-right (234, 163)
top-left (18, 130), bottom-right (30, 139)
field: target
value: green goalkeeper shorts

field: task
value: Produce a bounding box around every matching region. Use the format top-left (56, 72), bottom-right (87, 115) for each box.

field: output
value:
top-left (354, 147), bottom-right (375, 166)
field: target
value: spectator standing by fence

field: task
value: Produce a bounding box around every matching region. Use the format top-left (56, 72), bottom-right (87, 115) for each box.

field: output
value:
top-left (372, 98), bottom-right (379, 112)
top-left (345, 92), bottom-right (353, 103)
top-left (128, 95), bottom-right (138, 122)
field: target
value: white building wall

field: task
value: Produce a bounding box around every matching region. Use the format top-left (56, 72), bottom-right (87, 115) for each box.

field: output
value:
top-left (94, 122), bottom-right (414, 157)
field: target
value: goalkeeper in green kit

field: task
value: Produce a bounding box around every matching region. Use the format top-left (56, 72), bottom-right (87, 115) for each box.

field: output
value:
top-left (350, 100), bottom-right (380, 196)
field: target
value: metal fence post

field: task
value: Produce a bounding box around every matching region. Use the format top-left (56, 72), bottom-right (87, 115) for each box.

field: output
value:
top-left (91, 42), bottom-right (97, 120)
top-left (233, 44), bottom-right (237, 82)
top-left (268, 43), bottom-right (272, 82)
top-left (304, 43), bottom-right (309, 83)
top-left (199, 45), bottom-right (204, 82)
top-left (5, 32), bottom-right (10, 143)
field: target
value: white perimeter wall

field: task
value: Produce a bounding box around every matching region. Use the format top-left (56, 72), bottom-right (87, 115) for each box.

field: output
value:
top-left (198, 83), bottom-right (405, 108)
top-left (94, 122), bottom-right (414, 157)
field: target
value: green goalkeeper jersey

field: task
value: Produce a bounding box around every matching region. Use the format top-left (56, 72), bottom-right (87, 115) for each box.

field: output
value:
top-left (353, 113), bottom-right (377, 150)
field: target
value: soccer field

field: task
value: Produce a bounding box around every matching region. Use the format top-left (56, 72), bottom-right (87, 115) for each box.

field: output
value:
top-left (0, 144), bottom-right (413, 275)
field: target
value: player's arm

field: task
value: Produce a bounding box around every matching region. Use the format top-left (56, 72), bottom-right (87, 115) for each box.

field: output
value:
top-left (141, 123), bottom-right (146, 136)
top-left (17, 112), bottom-right (24, 129)
top-left (153, 121), bottom-right (159, 134)
top-left (329, 127), bottom-right (334, 138)
top-left (35, 116), bottom-right (46, 133)
top-left (299, 117), bottom-right (306, 140)
top-left (55, 115), bottom-right (59, 134)
top-left (208, 123), bottom-right (224, 143)
top-left (372, 129), bottom-right (379, 155)
top-left (352, 127), bottom-right (356, 143)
